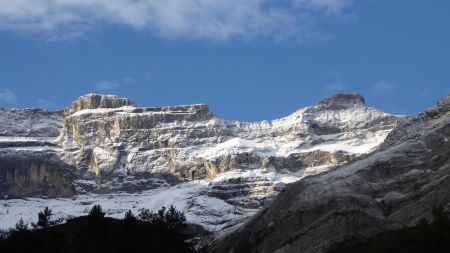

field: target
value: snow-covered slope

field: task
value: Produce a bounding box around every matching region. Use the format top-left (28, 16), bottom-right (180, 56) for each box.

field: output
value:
top-left (0, 93), bottom-right (401, 231)
top-left (0, 108), bottom-right (63, 137)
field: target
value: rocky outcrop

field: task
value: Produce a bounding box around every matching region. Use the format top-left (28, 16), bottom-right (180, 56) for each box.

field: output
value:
top-left (206, 175), bottom-right (280, 208)
top-left (212, 94), bottom-right (450, 253)
top-left (380, 94), bottom-right (450, 150)
top-left (65, 93), bottom-right (134, 115)
top-left (315, 93), bottom-right (365, 111)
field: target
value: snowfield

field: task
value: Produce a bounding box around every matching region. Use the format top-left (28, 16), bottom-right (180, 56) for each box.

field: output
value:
top-left (0, 168), bottom-right (307, 232)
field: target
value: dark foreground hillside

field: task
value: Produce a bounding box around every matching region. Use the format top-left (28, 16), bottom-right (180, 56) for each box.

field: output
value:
top-left (328, 206), bottom-right (450, 253)
top-left (0, 207), bottom-right (197, 253)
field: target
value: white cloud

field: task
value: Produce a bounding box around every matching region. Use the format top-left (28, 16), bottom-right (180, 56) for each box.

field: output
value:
top-left (373, 81), bottom-right (396, 93)
top-left (0, 89), bottom-right (17, 103)
top-left (293, 0), bottom-right (353, 14)
top-left (96, 80), bottom-right (121, 91)
top-left (143, 72), bottom-right (155, 80)
top-left (96, 77), bottom-right (136, 91)
top-left (121, 77), bottom-right (134, 84)
top-left (0, 0), bottom-right (353, 41)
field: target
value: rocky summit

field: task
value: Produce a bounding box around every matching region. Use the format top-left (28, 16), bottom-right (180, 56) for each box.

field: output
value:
top-left (1, 93), bottom-right (401, 232)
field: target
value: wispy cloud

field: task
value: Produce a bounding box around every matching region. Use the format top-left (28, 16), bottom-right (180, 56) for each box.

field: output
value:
top-left (143, 72), bottom-right (155, 80)
top-left (96, 81), bottom-right (121, 91)
top-left (323, 71), bottom-right (350, 93)
top-left (0, 0), bottom-right (353, 41)
top-left (293, 0), bottom-right (353, 14)
top-left (0, 89), bottom-right (17, 104)
top-left (95, 78), bottom-right (134, 91)
top-left (373, 80), bottom-right (397, 93)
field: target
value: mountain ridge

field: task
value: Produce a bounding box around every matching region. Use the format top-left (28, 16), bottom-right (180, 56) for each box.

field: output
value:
top-left (0, 92), bottom-right (402, 233)
top-left (212, 93), bottom-right (450, 253)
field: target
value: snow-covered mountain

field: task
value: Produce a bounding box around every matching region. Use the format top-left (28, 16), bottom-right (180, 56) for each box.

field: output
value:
top-left (0, 93), bottom-right (401, 231)
top-left (213, 94), bottom-right (450, 253)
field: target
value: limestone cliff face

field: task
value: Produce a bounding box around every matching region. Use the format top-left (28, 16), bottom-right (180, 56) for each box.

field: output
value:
top-left (1, 93), bottom-right (399, 204)
top-left (0, 108), bottom-right (70, 198)
top-left (0, 93), bottom-right (409, 232)
top-left (58, 102), bottom-right (214, 179)
top-left (213, 94), bottom-right (450, 253)
top-left (0, 149), bottom-right (75, 198)
top-left (58, 94), bottom-right (397, 179)
top-left (65, 93), bottom-right (134, 115)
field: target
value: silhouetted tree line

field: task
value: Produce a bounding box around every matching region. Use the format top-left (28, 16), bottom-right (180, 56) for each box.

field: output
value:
top-left (0, 204), bottom-right (196, 253)
top-left (328, 205), bottom-right (450, 253)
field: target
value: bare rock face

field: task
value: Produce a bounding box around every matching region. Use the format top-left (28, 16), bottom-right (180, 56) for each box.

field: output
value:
top-left (0, 149), bottom-right (75, 198)
top-left (315, 93), bottom-right (365, 111)
top-left (59, 99), bottom-right (213, 179)
top-left (0, 108), bottom-right (69, 198)
top-left (1, 93), bottom-right (400, 211)
top-left (380, 94), bottom-right (450, 150)
top-left (52, 94), bottom-right (399, 203)
top-left (66, 93), bottom-right (134, 115)
top-left (213, 94), bottom-right (450, 253)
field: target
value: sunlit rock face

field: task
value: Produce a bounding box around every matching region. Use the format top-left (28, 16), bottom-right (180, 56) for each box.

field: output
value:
top-left (0, 93), bottom-right (402, 230)
top-left (58, 93), bottom-right (397, 177)
top-left (53, 94), bottom-right (398, 199)
top-left (65, 93), bottom-right (135, 115)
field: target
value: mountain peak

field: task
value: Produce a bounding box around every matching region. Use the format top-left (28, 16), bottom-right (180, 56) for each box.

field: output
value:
top-left (67, 94), bottom-right (135, 114)
top-left (315, 93), bottom-right (365, 111)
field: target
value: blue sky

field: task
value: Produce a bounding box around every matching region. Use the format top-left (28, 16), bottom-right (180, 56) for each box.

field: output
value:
top-left (0, 0), bottom-right (449, 121)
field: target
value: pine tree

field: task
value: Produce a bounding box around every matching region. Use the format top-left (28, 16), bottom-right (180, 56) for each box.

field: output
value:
top-left (124, 210), bottom-right (137, 222)
top-left (14, 218), bottom-right (28, 232)
top-left (165, 205), bottom-right (186, 230)
top-left (0, 230), bottom-right (8, 240)
top-left (31, 207), bottom-right (53, 228)
top-left (137, 206), bottom-right (186, 230)
top-left (88, 205), bottom-right (105, 219)
top-left (137, 208), bottom-right (153, 222)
